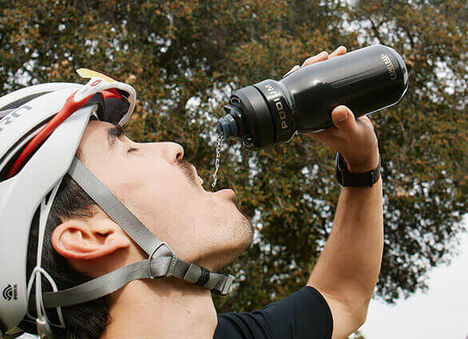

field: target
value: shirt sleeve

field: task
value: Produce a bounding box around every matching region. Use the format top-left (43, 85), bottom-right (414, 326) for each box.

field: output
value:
top-left (214, 286), bottom-right (333, 339)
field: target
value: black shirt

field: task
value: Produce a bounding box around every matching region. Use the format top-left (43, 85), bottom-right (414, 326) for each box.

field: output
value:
top-left (214, 286), bottom-right (333, 339)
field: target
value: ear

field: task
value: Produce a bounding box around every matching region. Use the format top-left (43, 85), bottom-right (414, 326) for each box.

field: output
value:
top-left (51, 218), bottom-right (131, 260)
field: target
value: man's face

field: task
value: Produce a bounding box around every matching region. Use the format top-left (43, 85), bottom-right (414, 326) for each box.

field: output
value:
top-left (78, 121), bottom-right (253, 270)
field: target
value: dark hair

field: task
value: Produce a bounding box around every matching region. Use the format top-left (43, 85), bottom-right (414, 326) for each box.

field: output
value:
top-left (22, 174), bottom-right (110, 339)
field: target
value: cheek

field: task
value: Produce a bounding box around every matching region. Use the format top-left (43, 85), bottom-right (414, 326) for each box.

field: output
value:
top-left (93, 155), bottom-right (209, 254)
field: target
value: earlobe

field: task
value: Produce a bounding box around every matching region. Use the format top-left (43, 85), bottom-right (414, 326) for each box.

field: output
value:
top-left (51, 220), bottom-right (131, 261)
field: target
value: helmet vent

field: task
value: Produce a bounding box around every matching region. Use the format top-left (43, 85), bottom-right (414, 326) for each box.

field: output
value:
top-left (0, 117), bottom-right (53, 182)
top-left (0, 91), bottom-right (52, 112)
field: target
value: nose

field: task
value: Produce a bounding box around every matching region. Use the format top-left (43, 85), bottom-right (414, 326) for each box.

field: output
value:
top-left (160, 142), bottom-right (184, 164)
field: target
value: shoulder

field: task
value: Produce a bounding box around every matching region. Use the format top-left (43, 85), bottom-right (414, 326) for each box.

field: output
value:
top-left (307, 284), bottom-right (368, 339)
top-left (215, 286), bottom-right (333, 339)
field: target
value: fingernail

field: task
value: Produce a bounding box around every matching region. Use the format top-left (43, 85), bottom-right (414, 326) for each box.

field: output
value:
top-left (336, 108), bottom-right (347, 122)
top-left (329, 46), bottom-right (346, 58)
top-left (315, 51), bottom-right (328, 59)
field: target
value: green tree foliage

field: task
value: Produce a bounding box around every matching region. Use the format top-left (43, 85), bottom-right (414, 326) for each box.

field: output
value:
top-left (1, 0), bottom-right (465, 315)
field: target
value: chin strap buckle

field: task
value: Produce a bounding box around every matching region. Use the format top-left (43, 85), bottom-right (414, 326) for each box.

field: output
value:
top-left (147, 242), bottom-right (176, 279)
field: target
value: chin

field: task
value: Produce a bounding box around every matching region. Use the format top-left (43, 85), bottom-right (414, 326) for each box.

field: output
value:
top-left (221, 216), bottom-right (254, 268)
top-left (196, 216), bottom-right (253, 271)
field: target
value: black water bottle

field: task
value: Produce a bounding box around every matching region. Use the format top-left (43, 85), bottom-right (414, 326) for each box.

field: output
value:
top-left (217, 45), bottom-right (409, 148)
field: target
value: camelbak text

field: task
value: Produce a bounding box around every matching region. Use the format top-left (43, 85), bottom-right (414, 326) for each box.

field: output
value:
top-left (264, 84), bottom-right (288, 129)
top-left (380, 54), bottom-right (397, 80)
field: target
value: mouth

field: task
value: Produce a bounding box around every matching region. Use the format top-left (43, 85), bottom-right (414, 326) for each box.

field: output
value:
top-left (187, 163), bottom-right (235, 198)
top-left (215, 188), bottom-right (237, 205)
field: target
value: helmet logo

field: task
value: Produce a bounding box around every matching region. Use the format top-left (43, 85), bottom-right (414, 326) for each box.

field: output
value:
top-left (2, 284), bottom-right (17, 301)
top-left (90, 79), bottom-right (102, 87)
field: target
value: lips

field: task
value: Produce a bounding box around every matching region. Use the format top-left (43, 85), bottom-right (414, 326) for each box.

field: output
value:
top-left (190, 164), bottom-right (204, 187)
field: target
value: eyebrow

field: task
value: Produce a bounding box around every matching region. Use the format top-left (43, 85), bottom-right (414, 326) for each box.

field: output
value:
top-left (106, 125), bottom-right (125, 151)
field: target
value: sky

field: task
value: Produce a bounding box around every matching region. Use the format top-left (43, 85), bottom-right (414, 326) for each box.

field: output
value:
top-left (360, 215), bottom-right (468, 339)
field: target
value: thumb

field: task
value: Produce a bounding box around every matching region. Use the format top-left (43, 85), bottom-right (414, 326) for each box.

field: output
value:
top-left (331, 105), bottom-right (358, 133)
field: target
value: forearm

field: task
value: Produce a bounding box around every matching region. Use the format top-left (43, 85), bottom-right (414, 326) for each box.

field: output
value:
top-left (308, 177), bottom-right (383, 308)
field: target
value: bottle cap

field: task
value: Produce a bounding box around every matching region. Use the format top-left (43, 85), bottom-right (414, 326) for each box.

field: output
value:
top-left (217, 112), bottom-right (238, 138)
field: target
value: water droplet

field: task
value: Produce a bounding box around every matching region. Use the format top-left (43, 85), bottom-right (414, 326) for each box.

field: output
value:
top-left (211, 135), bottom-right (224, 188)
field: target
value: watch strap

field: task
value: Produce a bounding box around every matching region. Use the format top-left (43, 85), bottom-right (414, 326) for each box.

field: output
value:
top-left (335, 152), bottom-right (381, 187)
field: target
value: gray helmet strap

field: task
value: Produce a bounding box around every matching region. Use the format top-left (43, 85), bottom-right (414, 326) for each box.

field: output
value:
top-left (67, 157), bottom-right (167, 256)
top-left (41, 157), bottom-right (233, 310)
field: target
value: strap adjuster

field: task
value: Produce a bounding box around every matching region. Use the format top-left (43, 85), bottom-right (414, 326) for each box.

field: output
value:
top-left (36, 317), bottom-right (53, 339)
top-left (214, 274), bottom-right (235, 296)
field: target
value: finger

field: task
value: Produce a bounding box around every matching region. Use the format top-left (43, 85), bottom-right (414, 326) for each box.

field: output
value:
top-left (330, 105), bottom-right (359, 133)
top-left (283, 65), bottom-right (300, 78)
top-left (328, 46), bottom-right (347, 59)
top-left (356, 115), bottom-right (374, 129)
top-left (301, 51), bottom-right (328, 67)
top-left (305, 127), bottom-right (334, 142)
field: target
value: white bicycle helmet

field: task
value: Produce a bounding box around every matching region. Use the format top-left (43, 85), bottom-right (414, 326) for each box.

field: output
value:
top-left (0, 70), bottom-right (234, 338)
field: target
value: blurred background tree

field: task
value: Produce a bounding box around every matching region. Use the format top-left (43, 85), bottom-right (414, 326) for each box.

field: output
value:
top-left (1, 0), bottom-right (466, 315)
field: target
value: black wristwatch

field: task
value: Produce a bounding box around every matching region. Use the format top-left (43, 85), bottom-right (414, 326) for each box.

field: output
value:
top-left (335, 152), bottom-right (381, 187)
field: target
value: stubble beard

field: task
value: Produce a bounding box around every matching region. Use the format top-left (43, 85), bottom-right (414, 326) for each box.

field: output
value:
top-left (176, 158), bottom-right (254, 267)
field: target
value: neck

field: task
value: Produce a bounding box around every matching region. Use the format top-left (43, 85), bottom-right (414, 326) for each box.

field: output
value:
top-left (101, 277), bottom-right (217, 339)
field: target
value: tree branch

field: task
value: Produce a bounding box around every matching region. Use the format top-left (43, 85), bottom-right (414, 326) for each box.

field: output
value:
top-left (368, 16), bottom-right (386, 45)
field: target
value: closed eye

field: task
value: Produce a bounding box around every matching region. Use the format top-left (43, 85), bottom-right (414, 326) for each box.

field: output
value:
top-left (127, 147), bottom-right (138, 153)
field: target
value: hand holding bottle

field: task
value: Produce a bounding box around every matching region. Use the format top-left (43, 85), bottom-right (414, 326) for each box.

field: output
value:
top-left (286, 47), bottom-right (380, 173)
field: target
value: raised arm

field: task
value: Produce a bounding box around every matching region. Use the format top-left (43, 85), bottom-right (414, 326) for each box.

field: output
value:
top-left (307, 164), bottom-right (382, 339)
top-left (290, 47), bottom-right (384, 339)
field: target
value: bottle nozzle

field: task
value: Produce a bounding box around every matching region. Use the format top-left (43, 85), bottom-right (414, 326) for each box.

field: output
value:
top-left (217, 109), bottom-right (239, 139)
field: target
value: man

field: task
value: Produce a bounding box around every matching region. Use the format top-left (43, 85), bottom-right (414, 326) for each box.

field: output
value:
top-left (0, 46), bottom-right (382, 339)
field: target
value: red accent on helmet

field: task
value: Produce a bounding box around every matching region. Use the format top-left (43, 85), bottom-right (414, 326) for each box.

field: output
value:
top-left (90, 79), bottom-right (102, 87)
top-left (6, 91), bottom-right (93, 179)
top-left (101, 89), bottom-right (122, 100)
